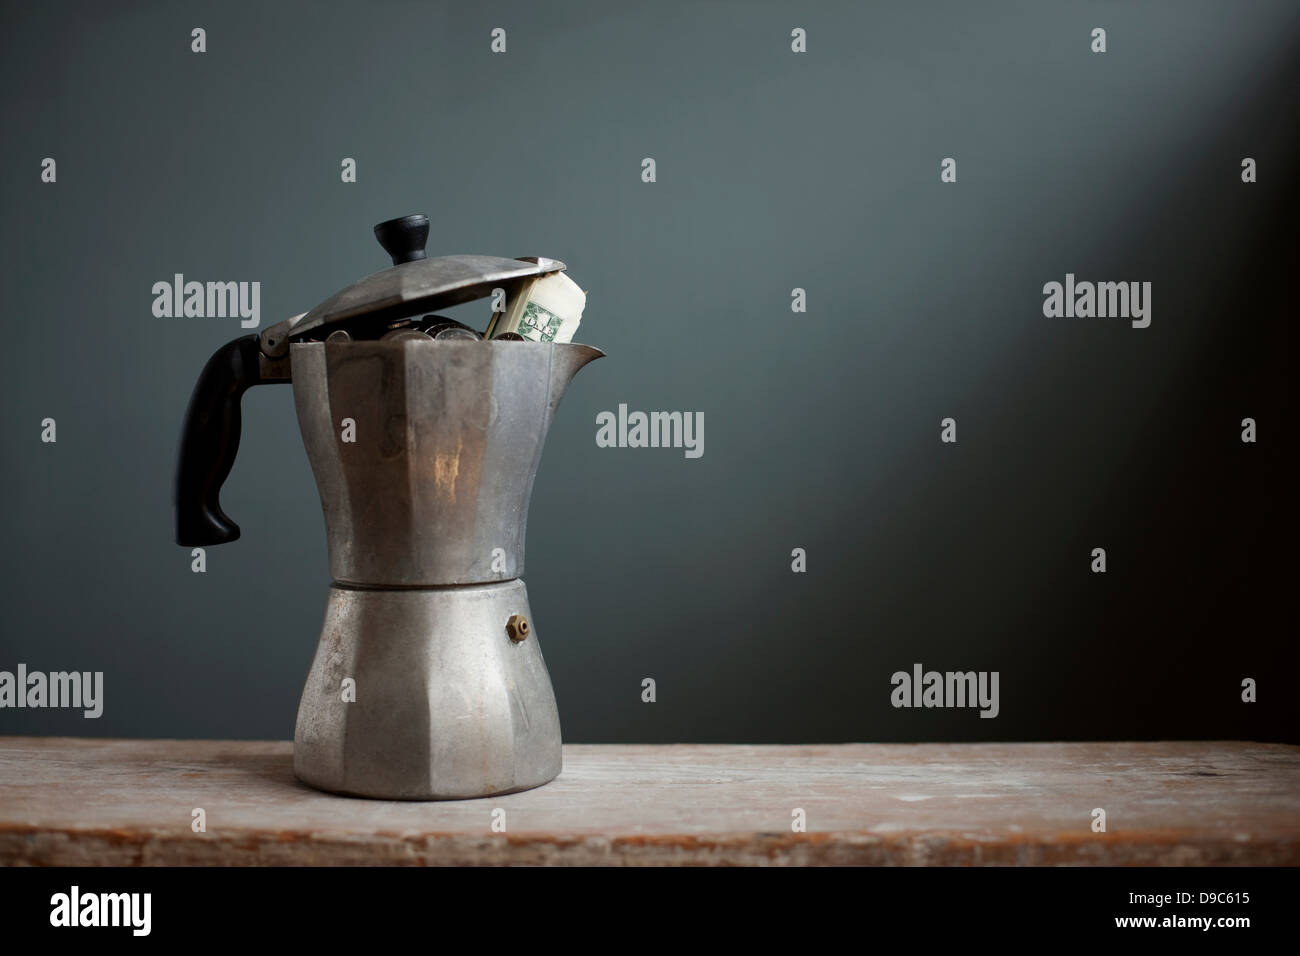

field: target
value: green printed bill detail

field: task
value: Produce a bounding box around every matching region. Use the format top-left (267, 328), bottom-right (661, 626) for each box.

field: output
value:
top-left (485, 270), bottom-right (586, 343)
top-left (518, 301), bottom-right (566, 342)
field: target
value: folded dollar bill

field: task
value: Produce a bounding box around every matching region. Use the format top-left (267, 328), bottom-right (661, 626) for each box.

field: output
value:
top-left (487, 270), bottom-right (586, 343)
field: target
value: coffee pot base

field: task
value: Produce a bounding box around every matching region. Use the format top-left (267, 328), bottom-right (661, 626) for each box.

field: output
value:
top-left (293, 580), bottom-right (562, 800)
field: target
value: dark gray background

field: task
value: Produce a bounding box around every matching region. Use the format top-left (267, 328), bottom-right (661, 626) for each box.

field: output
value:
top-left (1, 0), bottom-right (1295, 743)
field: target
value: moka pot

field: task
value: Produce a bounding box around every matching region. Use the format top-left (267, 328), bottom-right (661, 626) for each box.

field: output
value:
top-left (173, 215), bottom-right (603, 799)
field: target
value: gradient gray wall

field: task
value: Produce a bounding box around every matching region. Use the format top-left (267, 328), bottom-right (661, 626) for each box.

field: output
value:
top-left (1, 0), bottom-right (1295, 743)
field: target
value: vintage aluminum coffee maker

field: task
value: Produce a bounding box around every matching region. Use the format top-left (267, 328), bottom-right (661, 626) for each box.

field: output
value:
top-left (174, 215), bottom-right (602, 799)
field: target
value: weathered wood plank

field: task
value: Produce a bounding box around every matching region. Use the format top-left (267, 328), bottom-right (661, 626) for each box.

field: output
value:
top-left (0, 738), bottom-right (1296, 865)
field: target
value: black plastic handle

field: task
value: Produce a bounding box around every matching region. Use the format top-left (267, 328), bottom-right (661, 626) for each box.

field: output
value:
top-left (174, 334), bottom-right (280, 546)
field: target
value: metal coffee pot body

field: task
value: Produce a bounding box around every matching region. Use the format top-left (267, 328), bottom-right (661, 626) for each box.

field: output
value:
top-left (173, 215), bottom-right (602, 799)
top-left (291, 339), bottom-right (599, 798)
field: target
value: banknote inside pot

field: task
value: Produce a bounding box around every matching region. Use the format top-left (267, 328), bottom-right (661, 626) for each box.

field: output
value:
top-left (485, 270), bottom-right (586, 343)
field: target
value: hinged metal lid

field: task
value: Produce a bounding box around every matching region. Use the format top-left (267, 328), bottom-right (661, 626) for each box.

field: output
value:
top-left (259, 215), bottom-right (565, 357)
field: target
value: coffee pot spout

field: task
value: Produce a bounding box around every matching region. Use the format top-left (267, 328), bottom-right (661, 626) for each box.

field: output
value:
top-left (548, 343), bottom-right (605, 409)
top-left (556, 342), bottom-right (605, 382)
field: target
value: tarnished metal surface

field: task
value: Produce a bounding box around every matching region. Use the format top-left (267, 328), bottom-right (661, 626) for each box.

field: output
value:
top-left (261, 255), bottom-right (565, 355)
top-left (288, 336), bottom-right (600, 799)
top-left (258, 311), bottom-right (309, 359)
top-left (291, 338), bottom-right (603, 587)
top-left (293, 581), bottom-right (561, 800)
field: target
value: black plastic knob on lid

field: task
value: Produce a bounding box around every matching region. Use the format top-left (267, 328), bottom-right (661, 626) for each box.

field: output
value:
top-left (374, 214), bottom-right (430, 265)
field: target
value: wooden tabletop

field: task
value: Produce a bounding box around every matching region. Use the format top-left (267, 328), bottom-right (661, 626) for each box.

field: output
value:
top-left (1, 738), bottom-right (1296, 865)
